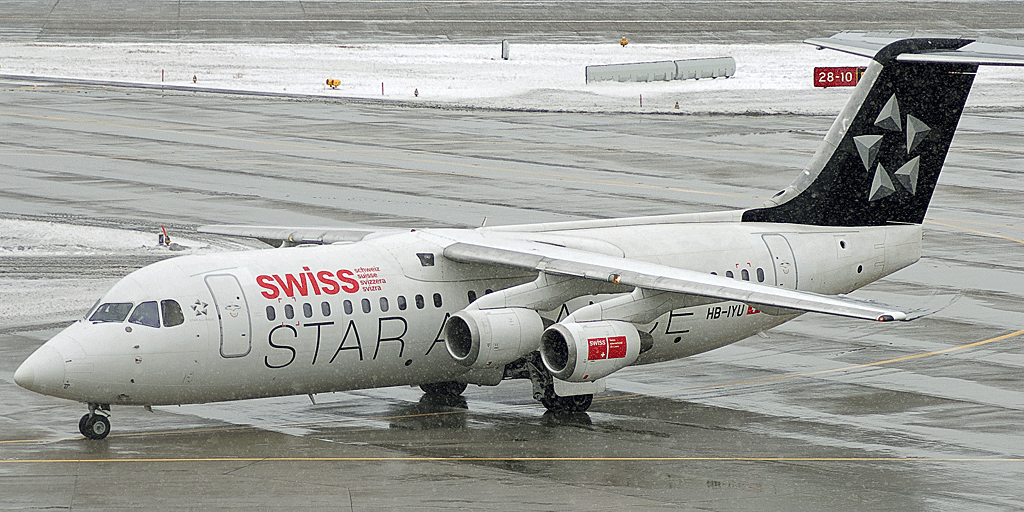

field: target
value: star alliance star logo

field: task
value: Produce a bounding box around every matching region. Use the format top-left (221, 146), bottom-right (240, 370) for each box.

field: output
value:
top-left (852, 94), bottom-right (931, 201)
top-left (192, 300), bottom-right (208, 316)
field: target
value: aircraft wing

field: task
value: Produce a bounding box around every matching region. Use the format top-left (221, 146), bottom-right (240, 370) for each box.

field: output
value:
top-left (197, 224), bottom-right (383, 246)
top-left (806, 32), bottom-right (1024, 65)
top-left (437, 231), bottom-right (908, 322)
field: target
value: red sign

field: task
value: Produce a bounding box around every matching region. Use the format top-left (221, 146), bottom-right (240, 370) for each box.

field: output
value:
top-left (607, 336), bottom-right (628, 359)
top-left (588, 336), bottom-right (628, 360)
top-left (813, 66), bottom-right (866, 88)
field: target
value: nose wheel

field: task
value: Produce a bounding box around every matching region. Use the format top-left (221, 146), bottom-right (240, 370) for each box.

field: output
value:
top-left (79, 403), bottom-right (111, 440)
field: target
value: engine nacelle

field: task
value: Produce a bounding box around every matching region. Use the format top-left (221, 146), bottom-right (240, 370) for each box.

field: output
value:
top-left (445, 308), bottom-right (543, 369)
top-left (540, 321), bottom-right (641, 382)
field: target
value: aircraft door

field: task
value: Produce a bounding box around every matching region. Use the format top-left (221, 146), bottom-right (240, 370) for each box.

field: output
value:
top-left (204, 274), bottom-right (252, 358)
top-left (762, 234), bottom-right (797, 289)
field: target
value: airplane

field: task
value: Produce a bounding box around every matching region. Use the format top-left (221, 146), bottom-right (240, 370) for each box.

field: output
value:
top-left (14, 32), bottom-right (1024, 440)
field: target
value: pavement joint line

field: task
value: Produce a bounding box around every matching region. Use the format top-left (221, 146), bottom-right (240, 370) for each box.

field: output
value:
top-left (1, 106), bottom-right (748, 199)
top-left (600, 327), bottom-right (1024, 402)
top-left (926, 219), bottom-right (1024, 245)
top-left (3, 456), bottom-right (1024, 464)
top-left (928, 216), bottom-right (1024, 232)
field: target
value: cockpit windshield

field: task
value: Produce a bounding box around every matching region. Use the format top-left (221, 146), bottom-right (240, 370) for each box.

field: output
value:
top-left (85, 299), bottom-right (185, 326)
top-left (128, 301), bottom-right (160, 328)
top-left (89, 302), bottom-right (134, 323)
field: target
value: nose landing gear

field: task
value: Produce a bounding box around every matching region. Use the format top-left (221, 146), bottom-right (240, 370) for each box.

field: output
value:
top-left (79, 403), bottom-right (111, 440)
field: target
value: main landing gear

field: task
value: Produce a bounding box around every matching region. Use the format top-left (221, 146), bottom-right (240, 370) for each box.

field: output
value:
top-left (419, 381), bottom-right (469, 407)
top-left (507, 353), bottom-right (594, 414)
top-left (79, 403), bottom-right (111, 440)
top-left (540, 393), bottom-right (593, 414)
top-left (419, 381), bottom-right (468, 398)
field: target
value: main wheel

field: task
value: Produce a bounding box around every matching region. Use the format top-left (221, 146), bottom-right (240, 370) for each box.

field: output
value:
top-left (540, 393), bottom-right (593, 413)
top-left (80, 414), bottom-right (110, 440)
top-left (419, 381), bottom-right (468, 397)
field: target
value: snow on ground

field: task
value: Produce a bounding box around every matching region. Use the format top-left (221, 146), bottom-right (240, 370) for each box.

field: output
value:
top-left (0, 278), bottom-right (113, 329)
top-left (0, 219), bottom-right (198, 257)
top-left (0, 219), bottom-right (252, 329)
top-left (2, 42), bottom-right (1022, 114)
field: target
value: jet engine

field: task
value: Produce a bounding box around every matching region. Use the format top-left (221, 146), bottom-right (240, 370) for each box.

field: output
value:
top-left (445, 308), bottom-right (543, 369)
top-left (540, 321), bottom-right (641, 382)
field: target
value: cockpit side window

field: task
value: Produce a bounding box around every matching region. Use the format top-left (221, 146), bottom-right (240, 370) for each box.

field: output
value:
top-left (84, 298), bottom-right (102, 320)
top-left (161, 300), bottom-right (185, 327)
top-left (129, 301), bottom-right (161, 328)
top-left (89, 302), bottom-right (133, 323)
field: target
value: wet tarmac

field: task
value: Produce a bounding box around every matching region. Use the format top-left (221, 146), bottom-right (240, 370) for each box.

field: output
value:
top-left (1, 0), bottom-right (1022, 43)
top-left (4, 74), bottom-right (1024, 511)
top-left (4, 2), bottom-right (1024, 511)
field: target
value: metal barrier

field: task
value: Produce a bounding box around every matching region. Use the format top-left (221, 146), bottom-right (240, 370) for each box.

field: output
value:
top-left (586, 57), bottom-right (735, 83)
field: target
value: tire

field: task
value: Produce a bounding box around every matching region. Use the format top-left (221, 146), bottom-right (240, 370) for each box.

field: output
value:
top-left (82, 415), bottom-right (110, 440)
top-left (79, 414), bottom-right (91, 436)
top-left (540, 393), bottom-right (593, 413)
top-left (419, 381), bottom-right (468, 397)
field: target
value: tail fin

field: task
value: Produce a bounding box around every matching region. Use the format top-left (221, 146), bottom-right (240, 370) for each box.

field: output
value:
top-left (743, 36), bottom-right (1001, 227)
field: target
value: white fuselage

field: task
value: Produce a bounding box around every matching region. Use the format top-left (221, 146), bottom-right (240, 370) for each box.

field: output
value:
top-left (18, 220), bottom-right (922, 406)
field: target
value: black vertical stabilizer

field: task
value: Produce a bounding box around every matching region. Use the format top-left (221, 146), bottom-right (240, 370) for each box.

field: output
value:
top-left (742, 39), bottom-right (978, 226)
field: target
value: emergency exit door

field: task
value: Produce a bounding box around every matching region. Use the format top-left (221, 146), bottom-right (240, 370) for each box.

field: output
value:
top-left (205, 274), bottom-right (252, 358)
top-left (762, 234), bottom-right (798, 289)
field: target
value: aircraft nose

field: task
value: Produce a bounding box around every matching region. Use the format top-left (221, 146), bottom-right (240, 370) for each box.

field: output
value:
top-left (14, 345), bottom-right (66, 396)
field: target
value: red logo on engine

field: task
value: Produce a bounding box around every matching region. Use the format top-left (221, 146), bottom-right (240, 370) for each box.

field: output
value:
top-left (607, 336), bottom-right (627, 359)
top-left (588, 337), bottom-right (607, 360)
top-left (588, 336), bottom-right (628, 361)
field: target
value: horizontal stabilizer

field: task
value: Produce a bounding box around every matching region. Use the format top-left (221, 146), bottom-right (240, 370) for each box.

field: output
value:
top-left (806, 31), bottom-right (1024, 65)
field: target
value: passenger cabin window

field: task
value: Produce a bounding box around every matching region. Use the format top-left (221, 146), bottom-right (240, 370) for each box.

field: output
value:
top-left (161, 299), bottom-right (184, 327)
top-left (468, 290), bottom-right (477, 303)
top-left (266, 306), bottom-right (276, 321)
top-left (380, 297), bottom-right (389, 312)
top-left (415, 294), bottom-right (425, 309)
top-left (361, 298), bottom-right (371, 313)
top-left (433, 293), bottom-right (443, 308)
top-left (128, 301), bottom-right (160, 328)
top-left (321, 302), bottom-right (331, 316)
top-left (344, 300), bottom-right (353, 315)
top-left (284, 304), bottom-right (294, 320)
top-left (725, 271), bottom-right (734, 279)
top-left (757, 268), bottom-right (765, 283)
top-left (90, 302), bottom-right (133, 323)
top-left (741, 269), bottom-right (750, 281)
top-left (397, 296), bottom-right (407, 311)
top-left (303, 303), bottom-right (313, 318)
